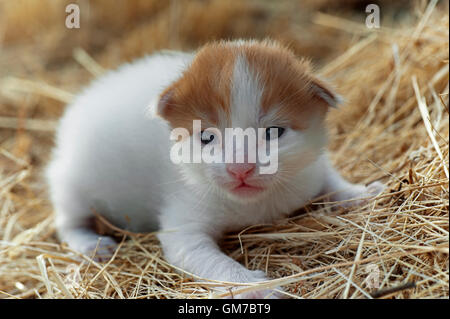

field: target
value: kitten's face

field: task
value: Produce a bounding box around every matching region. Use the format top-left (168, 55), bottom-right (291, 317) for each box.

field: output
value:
top-left (155, 40), bottom-right (340, 202)
top-left (185, 122), bottom-right (327, 203)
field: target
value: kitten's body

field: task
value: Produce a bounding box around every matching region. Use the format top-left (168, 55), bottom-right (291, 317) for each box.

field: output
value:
top-left (48, 53), bottom-right (191, 233)
top-left (47, 41), bottom-right (383, 298)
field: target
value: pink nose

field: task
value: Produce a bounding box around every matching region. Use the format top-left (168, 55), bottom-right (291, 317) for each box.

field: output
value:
top-left (226, 163), bottom-right (256, 180)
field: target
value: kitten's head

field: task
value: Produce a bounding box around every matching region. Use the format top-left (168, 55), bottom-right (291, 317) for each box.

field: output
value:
top-left (153, 40), bottom-right (341, 203)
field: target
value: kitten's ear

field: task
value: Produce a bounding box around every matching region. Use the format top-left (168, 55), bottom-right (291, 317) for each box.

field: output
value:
top-left (147, 88), bottom-right (174, 119)
top-left (156, 88), bottom-right (174, 116)
top-left (309, 77), bottom-right (343, 108)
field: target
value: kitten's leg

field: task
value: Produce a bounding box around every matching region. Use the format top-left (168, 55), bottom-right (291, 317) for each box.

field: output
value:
top-left (57, 220), bottom-right (117, 261)
top-left (49, 180), bottom-right (117, 260)
top-left (158, 208), bottom-right (282, 298)
top-left (321, 156), bottom-right (384, 207)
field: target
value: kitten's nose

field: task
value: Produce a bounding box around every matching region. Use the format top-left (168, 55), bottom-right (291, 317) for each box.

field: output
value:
top-left (226, 163), bottom-right (256, 181)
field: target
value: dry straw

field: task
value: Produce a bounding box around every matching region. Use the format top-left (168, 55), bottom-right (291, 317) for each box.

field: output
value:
top-left (0, 0), bottom-right (448, 299)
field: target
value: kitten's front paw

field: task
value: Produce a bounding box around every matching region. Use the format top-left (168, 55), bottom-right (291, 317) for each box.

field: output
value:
top-left (83, 236), bottom-right (118, 262)
top-left (68, 235), bottom-right (118, 262)
top-left (228, 270), bottom-right (284, 299)
top-left (334, 181), bottom-right (385, 207)
top-left (366, 181), bottom-right (385, 197)
top-left (231, 287), bottom-right (284, 299)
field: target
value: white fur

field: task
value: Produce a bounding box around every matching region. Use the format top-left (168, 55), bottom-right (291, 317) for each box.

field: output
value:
top-left (46, 44), bottom-right (384, 298)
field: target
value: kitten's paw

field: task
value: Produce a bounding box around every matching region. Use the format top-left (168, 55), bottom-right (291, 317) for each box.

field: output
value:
top-left (66, 233), bottom-right (118, 262)
top-left (248, 270), bottom-right (268, 281)
top-left (227, 270), bottom-right (284, 299)
top-left (366, 181), bottom-right (385, 197)
top-left (82, 236), bottom-right (118, 262)
top-left (231, 287), bottom-right (284, 299)
top-left (334, 181), bottom-right (385, 207)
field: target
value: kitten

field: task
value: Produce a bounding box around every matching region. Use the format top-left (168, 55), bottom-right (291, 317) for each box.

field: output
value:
top-left (46, 40), bottom-right (383, 298)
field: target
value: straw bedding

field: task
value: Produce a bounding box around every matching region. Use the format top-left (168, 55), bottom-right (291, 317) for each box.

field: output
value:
top-left (0, 0), bottom-right (448, 299)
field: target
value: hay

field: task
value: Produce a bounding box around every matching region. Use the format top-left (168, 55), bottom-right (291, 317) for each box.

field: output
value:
top-left (0, 0), bottom-right (448, 299)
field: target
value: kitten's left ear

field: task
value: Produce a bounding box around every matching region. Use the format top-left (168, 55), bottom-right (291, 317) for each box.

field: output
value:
top-left (146, 87), bottom-right (174, 120)
top-left (309, 76), bottom-right (343, 108)
top-left (146, 96), bottom-right (161, 119)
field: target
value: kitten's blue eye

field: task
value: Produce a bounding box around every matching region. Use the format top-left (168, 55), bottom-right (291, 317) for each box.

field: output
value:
top-left (265, 127), bottom-right (285, 140)
top-left (201, 130), bottom-right (215, 145)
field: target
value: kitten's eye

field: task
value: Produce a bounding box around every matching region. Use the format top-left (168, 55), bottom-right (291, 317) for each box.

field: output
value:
top-left (200, 130), bottom-right (215, 145)
top-left (265, 127), bottom-right (285, 140)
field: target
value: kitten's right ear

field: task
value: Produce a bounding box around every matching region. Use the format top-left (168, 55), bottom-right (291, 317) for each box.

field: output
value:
top-left (147, 88), bottom-right (173, 119)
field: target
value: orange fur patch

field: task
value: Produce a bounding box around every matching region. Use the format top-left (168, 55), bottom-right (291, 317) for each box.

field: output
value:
top-left (157, 42), bottom-right (235, 132)
top-left (242, 41), bottom-right (332, 130)
top-left (157, 40), bottom-right (338, 132)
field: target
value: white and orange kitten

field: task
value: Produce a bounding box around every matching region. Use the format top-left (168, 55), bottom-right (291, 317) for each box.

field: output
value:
top-left (46, 40), bottom-right (383, 298)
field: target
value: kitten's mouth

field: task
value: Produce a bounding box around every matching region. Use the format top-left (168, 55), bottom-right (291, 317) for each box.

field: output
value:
top-left (229, 182), bottom-right (265, 196)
